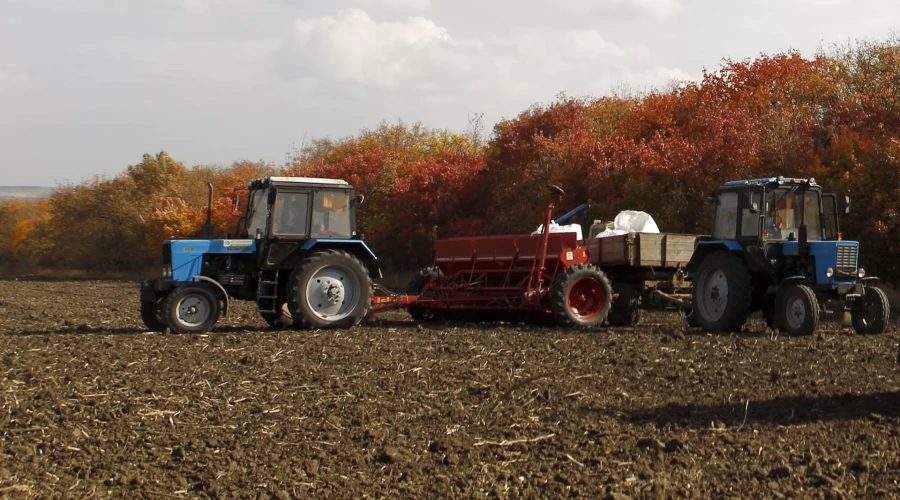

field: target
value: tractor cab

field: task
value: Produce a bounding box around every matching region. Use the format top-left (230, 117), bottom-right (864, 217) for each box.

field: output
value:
top-left (705, 176), bottom-right (858, 286)
top-left (240, 176), bottom-right (360, 241)
top-left (710, 177), bottom-right (840, 244)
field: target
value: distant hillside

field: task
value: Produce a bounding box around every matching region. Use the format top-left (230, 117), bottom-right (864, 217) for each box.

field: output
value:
top-left (0, 186), bottom-right (55, 200)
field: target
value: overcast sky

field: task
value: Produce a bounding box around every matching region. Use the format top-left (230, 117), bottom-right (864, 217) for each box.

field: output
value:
top-left (0, 0), bottom-right (897, 186)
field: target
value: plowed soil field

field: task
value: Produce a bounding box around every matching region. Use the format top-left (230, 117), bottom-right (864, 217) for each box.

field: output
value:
top-left (2, 280), bottom-right (900, 499)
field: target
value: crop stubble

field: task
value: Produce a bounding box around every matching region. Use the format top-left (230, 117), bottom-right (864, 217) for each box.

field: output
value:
top-left (1, 280), bottom-right (900, 499)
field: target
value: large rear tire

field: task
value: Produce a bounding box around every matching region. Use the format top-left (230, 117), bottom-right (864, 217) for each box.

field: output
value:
top-left (287, 250), bottom-right (372, 330)
top-left (691, 251), bottom-right (752, 333)
top-left (777, 284), bottom-right (819, 336)
top-left (163, 283), bottom-right (222, 334)
top-left (852, 286), bottom-right (890, 335)
top-left (551, 263), bottom-right (613, 328)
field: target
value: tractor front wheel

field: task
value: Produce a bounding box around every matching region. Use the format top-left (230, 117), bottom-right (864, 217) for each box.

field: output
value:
top-left (851, 286), bottom-right (890, 335)
top-left (163, 283), bottom-right (222, 334)
top-left (287, 250), bottom-right (372, 330)
top-left (140, 296), bottom-right (167, 332)
top-left (551, 264), bottom-right (613, 328)
top-left (777, 284), bottom-right (819, 336)
top-left (260, 303), bottom-right (293, 329)
top-left (691, 251), bottom-right (752, 333)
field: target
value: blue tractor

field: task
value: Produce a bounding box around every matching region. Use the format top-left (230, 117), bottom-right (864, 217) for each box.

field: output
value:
top-left (139, 176), bottom-right (380, 333)
top-left (686, 176), bottom-right (890, 336)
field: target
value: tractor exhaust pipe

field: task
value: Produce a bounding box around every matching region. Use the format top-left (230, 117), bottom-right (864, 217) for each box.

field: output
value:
top-left (199, 182), bottom-right (214, 239)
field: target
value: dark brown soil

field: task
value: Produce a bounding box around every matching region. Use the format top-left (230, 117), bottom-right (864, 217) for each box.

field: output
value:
top-left (1, 280), bottom-right (900, 499)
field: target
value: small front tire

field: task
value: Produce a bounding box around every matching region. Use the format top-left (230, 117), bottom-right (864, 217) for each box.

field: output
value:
top-left (777, 284), bottom-right (819, 336)
top-left (163, 284), bottom-right (222, 334)
top-left (852, 286), bottom-right (890, 335)
top-left (140, 297), bottom-right (167, 332)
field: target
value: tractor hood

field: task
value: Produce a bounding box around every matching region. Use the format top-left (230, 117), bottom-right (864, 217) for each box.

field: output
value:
top-left (781, 240), bottom-right (860, 284)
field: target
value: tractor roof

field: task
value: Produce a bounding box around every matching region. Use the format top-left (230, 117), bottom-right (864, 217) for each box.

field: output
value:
top-left (251, 176), bottom-right (352, 189)
top-left (720, 176), bottom-right (817, 188)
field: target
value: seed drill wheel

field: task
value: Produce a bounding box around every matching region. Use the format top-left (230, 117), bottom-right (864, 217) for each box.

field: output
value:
top-left (162, 283), bottom-right (222, 334)
top-left (777, 284), bottom-right (819, 336)
top-left (691, 251), bottom-right (752, 333)
top-left (287, 250), bottom-right (372, 330)
top-left (140, 296), bottom-right (167, 332)
top-left (406, 266), bottom-right (445, 322)
top-left (851, 286), bottom-right (890, 335)
top-left (551, 263), bottom-right (613, 328)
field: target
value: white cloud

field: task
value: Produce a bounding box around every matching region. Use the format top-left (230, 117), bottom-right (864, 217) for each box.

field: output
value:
top-left (0, 68), bottom-right (31, 92)
top-left (274, 8), bottom-right (665, 96)
top-left (355, 0), bottom-right (431, 10)
top-left (555, 0), bottom-right (683, 20)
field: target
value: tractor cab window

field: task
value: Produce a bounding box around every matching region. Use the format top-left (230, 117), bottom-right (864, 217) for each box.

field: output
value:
top-left (765, 186), bottom-right (823, 241)
top-left (246, 188), bottom-right (270, 237)
top-left (713, 191), bottom-right (738, 240)
top-left (311, 190), bottom-right (352, 238)
top-left (740, 190), bottom-right (763, 237)
top-left (272, 192), bottom-right (310, 237)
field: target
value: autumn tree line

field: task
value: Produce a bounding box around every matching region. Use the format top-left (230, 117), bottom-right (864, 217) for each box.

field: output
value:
top-left (2, 37), bottom-right (900, 282)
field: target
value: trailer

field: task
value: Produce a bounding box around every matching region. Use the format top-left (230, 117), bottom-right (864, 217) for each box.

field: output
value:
top-left (582, 230), bottom-right (704, 326)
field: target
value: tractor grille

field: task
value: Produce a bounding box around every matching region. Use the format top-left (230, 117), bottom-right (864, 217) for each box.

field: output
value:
top-left (836, 244), bottom-right (857, 275)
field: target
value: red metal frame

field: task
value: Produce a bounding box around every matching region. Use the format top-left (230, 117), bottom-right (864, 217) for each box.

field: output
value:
top-left (368, 199), bottom-right (598, 316)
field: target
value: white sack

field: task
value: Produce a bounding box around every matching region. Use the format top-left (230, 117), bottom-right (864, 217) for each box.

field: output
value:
top-left (532, 220), bottom-right (584, 241)
top-left (595, 210), bottom-right (660, 238)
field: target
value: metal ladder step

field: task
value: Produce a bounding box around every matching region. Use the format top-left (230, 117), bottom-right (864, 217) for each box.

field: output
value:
top-left (257, 271), bottom-right (279, 314)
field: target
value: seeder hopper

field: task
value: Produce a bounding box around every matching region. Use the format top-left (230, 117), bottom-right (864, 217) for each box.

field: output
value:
top-left (371, 186), bottom-right (616, 327)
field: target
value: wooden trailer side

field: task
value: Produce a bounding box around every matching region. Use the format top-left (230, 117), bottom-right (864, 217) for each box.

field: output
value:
top-left (584, 233), bottom-right (704, 268)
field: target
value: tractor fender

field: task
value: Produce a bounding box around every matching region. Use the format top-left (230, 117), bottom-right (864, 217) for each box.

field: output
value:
top-left (300, 239), bottom-right (383, 279)
top-left (685, 241), bottom-right (745, 274)
top-left (859, 276), bottom-right (880, 284)
top-left (191, 275), bottom-right (230, 317)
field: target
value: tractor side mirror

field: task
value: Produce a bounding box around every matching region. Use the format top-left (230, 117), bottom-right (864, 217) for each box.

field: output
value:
top-left (706, 197), bottom-right (717, 205)
top-left (844, 195), bottom-right (850, 214)
top-left (750, 202), bottom-right (759, 213)
top-left (267, 188), bottom-right (277, 206)
top-left (352, 194), bottom-right (365, 207)
top-left (231, 193), bottom-right (240, 214)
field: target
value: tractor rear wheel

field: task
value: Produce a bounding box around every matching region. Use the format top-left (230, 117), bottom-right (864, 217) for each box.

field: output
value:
top-left (287, 250), bottom-right (372, 330)
top-left (851, 286), bottom-right (890, 335)
top-left (406, 266), bottom-right (444, 322)
top-left (608, 283), bottom-right (642, 327)
top-left (691, 251), bottom-right (752, 333)
top-left (777, 284), bottom-right (819, 336)
top-left (551, 263), bottom-right (613, 328)
top-left (162, 283), bottom-right (222, 334)
top-left (140, 297), bottom-right (167, 332)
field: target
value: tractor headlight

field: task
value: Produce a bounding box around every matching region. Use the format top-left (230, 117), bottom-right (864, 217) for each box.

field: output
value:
top-left (857, 268), bottom-right (866, 279)
top-left (163, 266), bottom-right (173, 278)
top-left (825, 267), bottom-right (834, 278)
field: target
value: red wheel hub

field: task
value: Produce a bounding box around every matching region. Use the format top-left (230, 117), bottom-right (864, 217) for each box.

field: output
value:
top-left (567, 277), bottom-right (605, 320)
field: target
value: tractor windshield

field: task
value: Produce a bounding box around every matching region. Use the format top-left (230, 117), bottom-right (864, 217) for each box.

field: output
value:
top-left (311, 190), bottom-right (352, 238)
top-left (245, 188), bottom-right (270, 237)
top-left (765, 186), bottom-right (823, 241)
